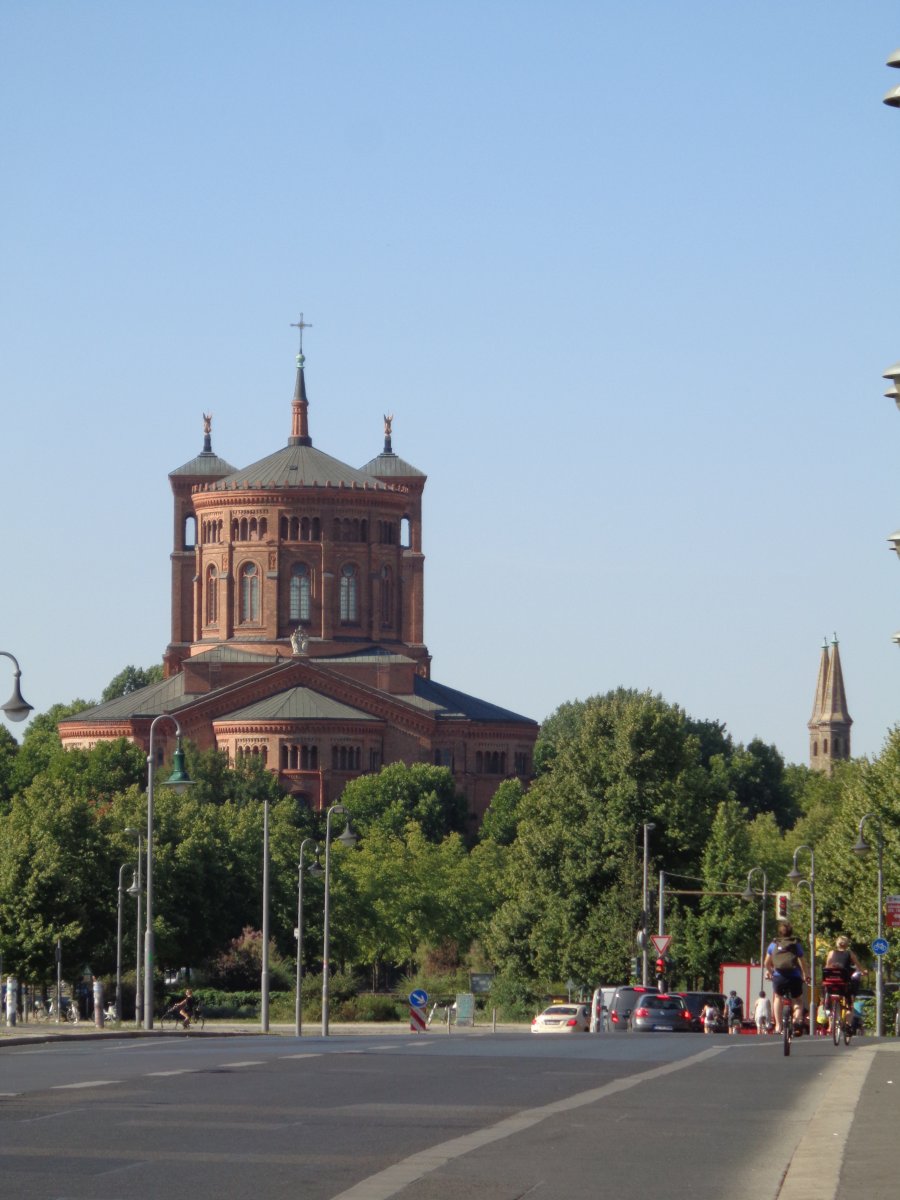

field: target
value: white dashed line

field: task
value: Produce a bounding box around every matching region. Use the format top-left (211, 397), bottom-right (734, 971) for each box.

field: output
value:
top-left (146, 1069), bottom-right (197, 1076)
top-left (219, 1060), bottom-right (264, 1068)
top-left (52, 1080), bottom-right (118, 1090)
top-left (280, 1053), bottom-right (321, 1060)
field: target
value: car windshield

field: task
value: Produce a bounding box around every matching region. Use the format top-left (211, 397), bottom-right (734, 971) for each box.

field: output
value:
top-left (543, 1006), bottom-right (578, 1016)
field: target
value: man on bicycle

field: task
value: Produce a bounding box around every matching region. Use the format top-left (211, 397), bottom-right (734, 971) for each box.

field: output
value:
top-left (764, 921), bottom-right (809, 1034)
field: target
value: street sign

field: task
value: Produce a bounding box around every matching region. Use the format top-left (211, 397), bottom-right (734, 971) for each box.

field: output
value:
top-left (872, 937), bottom-right (890, 956)
top-left (650, 934), bottom-right (672, 956)
top-left (886, 896), bottom-right (900, 929)
top-left (409, 988), bottom-right (428, 1008)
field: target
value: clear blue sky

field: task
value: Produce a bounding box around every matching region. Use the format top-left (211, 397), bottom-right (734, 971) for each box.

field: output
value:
top-left (2, 2), bottom-right (899, 768)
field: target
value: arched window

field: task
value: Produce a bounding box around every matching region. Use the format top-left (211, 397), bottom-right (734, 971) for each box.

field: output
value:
top-left (311, 517), bottom-right (321, 540)
top-left (340, 563), bottom-right (359, 622)
top-left (823, 738), bottom-right (829, 755)
top-left (239, 562), bottom-right (260, 623)
top-left (183, 515), bottom-right (197, 550)
top-left (400, 517), bottom-right (411, 547)
top-left (290, 563), bottom-right (311, 621)
top-left (380, 565), bottom-right (393, 626)
top-left (206, 565), bottom-right (218, 626)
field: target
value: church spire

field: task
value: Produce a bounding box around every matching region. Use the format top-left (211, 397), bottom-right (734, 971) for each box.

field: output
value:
top-left (288, 315), bottom-right (313, 448)
top-left (808, 635), bottom-right (852, 774)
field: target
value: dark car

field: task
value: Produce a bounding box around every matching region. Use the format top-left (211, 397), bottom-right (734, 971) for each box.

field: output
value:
top-left (630, 993), bottom-right (693, 1033)
top-left (679, 991), bottom-right (727, 1033)
top-left (608, 985), bottom-right (660, 1032)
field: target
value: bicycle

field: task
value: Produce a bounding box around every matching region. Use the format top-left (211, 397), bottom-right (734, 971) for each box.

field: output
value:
top-left (827, 991), bottom-right (853, 1047)
top-left (159, 1002), bottom-right (205, 1031)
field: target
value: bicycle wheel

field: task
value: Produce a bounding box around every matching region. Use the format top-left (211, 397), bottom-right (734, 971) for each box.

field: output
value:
top-left (843, 1001), bottom-right (852, 1046)
top-left (783, 1004), bottom-right (792, 1056)
top-left (831, 1004), bottom-right (840, 1046)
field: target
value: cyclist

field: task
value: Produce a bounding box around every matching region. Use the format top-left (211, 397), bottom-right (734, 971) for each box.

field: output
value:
top-left (174, 987), bottom-right (197, 1029)
top-left (763, 920), bottom-right (809, 1034)
top-left (822, 935), bottom-right (865, 1009)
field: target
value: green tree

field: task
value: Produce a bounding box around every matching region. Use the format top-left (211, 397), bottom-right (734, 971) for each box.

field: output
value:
top-left (101, 664), bottom-right (164, 702)
top-left (479, 778), bottom-right (525, 846)
top-left (340, 763), bottom-right (467, 842)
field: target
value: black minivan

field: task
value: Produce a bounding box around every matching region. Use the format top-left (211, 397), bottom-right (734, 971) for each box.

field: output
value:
top-left (679, 991), bottom-right (727, 1033)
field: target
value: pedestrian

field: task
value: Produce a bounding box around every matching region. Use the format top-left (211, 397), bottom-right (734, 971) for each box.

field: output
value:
top-left (726, 989), bottom-right (744, 1034)
top-left (754, 990), bottom-right (772, 1035)
top-left (701, 1000), bottom-right (719, 1034)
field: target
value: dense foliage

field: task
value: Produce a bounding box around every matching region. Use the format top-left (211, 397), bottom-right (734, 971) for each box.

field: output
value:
top-left (0, 669), bottom-right (896, 1014)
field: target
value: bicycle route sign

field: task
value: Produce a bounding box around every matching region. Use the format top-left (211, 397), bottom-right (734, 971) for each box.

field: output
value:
top-left (872, 937), bottom-right (890, 956)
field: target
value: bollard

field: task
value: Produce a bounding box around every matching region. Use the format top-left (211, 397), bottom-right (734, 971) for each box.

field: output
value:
top-left (5, 976), bottom-right (17, 1027)
top-left (92, 976), bottom-right (105, 1028)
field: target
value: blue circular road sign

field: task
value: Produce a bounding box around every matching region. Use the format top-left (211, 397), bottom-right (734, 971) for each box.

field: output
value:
top-left (409, 989), bottom-right (428, 1008)
top-left (872, 937), bottom-right (889, 956)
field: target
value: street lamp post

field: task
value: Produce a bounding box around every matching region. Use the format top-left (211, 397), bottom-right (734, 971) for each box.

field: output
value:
top-left (295, 838), bottom-right (322, 1036)
top-left (743, 868), bottom-right (769, 998)
top-left (852, 813), bottom-right (885, 1038)
top-left (0, 651), bottom-right (32, 722)
top-left (261, 797), bottom-right (270, 1033)
top-left (143, 715), bottom-right (192, 1030)
top-left (641, 822), bottom-right (656, 986)
top-left (115, 863), bottom-right (130, 1023)
top-left (321, 803), bottom-right (358, 1037)
top-left (125, 828), bottom-right (143, 1026)
top-left (788, 844), bottom-right (816, 1029)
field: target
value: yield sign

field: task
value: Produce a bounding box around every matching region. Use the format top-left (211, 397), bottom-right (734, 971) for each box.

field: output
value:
top-left (650, 934), bottom-right (672, 956)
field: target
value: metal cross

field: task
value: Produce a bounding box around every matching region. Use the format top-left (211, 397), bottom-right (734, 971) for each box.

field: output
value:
top-left (290, 314), bottom-right (313, 354)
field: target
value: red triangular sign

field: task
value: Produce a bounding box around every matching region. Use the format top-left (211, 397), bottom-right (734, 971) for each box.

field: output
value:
top-left (651, 934), bottom-right (672, 956)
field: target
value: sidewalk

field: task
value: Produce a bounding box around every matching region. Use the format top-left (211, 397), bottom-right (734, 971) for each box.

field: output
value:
top-left (0, 1018), bottom-right (525, 1047)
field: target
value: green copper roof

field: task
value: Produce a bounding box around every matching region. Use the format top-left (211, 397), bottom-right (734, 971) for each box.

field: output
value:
top-left (209, 443), bottom-right (387, 491)
top-left (219, 687), bottom-right (379, 722)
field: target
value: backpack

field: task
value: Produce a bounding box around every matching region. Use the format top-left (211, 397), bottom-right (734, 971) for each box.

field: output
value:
top-left (728, 994), bottom-right (742, 1014)
top-left (771, 940), bottom-right (799, 972)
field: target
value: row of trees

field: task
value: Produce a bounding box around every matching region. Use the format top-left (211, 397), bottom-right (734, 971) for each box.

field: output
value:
top-left (0, 678), bottom-right (896, 1013)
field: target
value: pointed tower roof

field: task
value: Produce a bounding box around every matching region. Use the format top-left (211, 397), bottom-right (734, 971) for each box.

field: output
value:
top-left (169, 413), bottom-right (237, 478)
top-left (808, 638), bottom-right (830, 727)
top-left (360, 413), bottom-right (425, 480)
top-left (820, 635), bottom-right (852, 725)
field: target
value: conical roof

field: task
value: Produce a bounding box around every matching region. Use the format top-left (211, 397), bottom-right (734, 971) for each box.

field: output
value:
top-left (170, 414), bottom-right (237, 478)
top-left (360, 419), bottom-right (425, 479)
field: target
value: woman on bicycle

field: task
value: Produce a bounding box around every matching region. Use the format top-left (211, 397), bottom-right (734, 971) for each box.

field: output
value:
top-left (764, 921), bottom-right (809, 1034)
top-left (823, 935), bottom-right (865, 1010)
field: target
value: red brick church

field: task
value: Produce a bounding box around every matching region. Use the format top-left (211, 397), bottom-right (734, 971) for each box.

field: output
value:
top-left (59, 339), bottom-right (538, 826)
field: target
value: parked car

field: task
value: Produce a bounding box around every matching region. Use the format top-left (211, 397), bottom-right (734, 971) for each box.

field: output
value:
top-left (630, 993), bottom-right (693, 1033)
top-left (531, 1004), bottom-right (590, 1033)
top-left (608, 985), bottom-right (658, 1032)
top-left (679, 991), bottom-right (727, 1033)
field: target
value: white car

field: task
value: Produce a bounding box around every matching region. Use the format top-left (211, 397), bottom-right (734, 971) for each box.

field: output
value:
top-left (531, 1004), bottom-right (590, 1033)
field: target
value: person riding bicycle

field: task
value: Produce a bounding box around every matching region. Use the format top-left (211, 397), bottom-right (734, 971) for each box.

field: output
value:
top-left (174, 988), bottom-right (197, 1029)
top-left (822, 935), bottom-right (865, 1011)
top-left (763, 920), bottom-right (809, 1034)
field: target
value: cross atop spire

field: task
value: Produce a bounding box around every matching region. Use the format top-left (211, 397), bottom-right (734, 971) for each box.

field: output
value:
top-left (290, 313), bottom-right (313, 362)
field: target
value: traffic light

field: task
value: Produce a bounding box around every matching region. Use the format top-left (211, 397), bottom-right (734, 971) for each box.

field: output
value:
top-left (775, 891), bottom-right (790, 921)
top-left (655, 956), bottom-right (666, 976)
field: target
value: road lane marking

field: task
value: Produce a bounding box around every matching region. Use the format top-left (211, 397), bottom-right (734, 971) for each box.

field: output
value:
top-left (219, 1060), bottom-right (264, 1068)
top-left (329, 1044), bottom-right (728, 1200)
top-left (51, 1080), bottom-right (118, 1090)
top-left (146, 1069), bottom-right (197, 1076)
top-left (280, 1053), bottom-right (322, 1059)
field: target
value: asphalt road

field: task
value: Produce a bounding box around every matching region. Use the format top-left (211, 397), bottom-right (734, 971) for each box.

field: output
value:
top-left (1, 1028), bottom-right (897, 1199)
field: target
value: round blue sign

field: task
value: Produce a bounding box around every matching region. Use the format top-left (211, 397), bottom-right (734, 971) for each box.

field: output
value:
top-left (409, 989), bottom-right (428, 1008)
top-left (873, 937), bottom-right (890, 956)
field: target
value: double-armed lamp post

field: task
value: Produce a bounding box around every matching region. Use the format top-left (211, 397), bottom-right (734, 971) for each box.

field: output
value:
top-left (743, 868), bottom-right (769, 997)
top-left (788, 845), bottom-right (816, 1019)
top-left (321, 804), bottom-right (358, 1036)
top-left (143, 714), bottom-right (192, 1030)
top-left (295, 838), bottom-right (322, 1036)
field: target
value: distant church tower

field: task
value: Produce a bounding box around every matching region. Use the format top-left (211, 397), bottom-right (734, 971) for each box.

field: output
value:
top-left (808, 636), bottom-right (852, 773)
